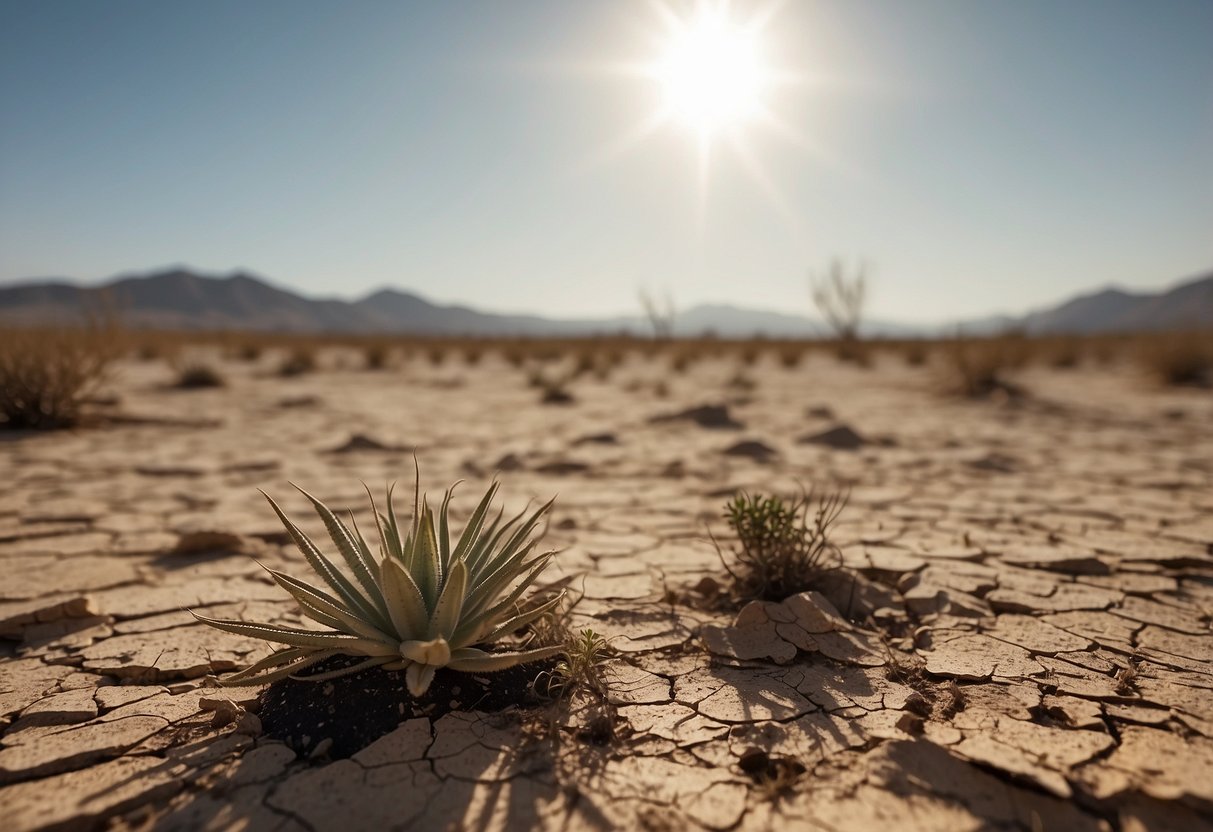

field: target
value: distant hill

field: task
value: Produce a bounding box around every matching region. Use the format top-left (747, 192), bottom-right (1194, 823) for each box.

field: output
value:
top-left (1018, 272), bottom-right (1213, 334)
top-left (0, 266), bottom-right (1209, 337)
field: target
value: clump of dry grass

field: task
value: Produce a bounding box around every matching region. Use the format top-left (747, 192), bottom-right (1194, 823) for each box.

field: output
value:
top-left (713, 488), bottom-right (847, 602)
top-left (535, 628), bottom-right (611, 703)
top-left (1138, 332), bottom-right (1212, 387)
top-left (0, 325), bottom-right (119, 429)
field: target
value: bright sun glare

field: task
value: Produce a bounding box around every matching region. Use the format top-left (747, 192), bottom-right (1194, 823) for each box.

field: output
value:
top-left (593, 1), bottom-right (823, 216)
top-left (654, 8), bottom-right (769, 136)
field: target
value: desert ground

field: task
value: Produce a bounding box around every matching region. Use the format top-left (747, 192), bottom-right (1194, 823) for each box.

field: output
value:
top-left (1, 342), bottom-right (1211, 831)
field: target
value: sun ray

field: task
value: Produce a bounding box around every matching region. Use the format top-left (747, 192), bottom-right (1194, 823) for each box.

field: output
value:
top-left (551, 0), bottom-right (869, 224)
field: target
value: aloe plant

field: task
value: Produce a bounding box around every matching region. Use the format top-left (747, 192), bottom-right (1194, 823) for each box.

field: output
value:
top-left (194, 476), bottom-right (563, 696)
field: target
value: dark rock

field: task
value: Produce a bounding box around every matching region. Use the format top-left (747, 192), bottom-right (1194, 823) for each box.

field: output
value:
top-left (277, 395), bottom-right (320, 409)
top-left (798, 424), bottom-right (867, 450)
top-left (651, 404), bottom-right (743, 430)
top-left (967, 453), bottom-right (1017, 473)
top-left (573, 432), bottom-right (618, 446)
top-left (534, 460), bottom-right (590, 475)
top-left (494, 453), bottom-right (524, 472)
top-left (722, 440), bottom-right (778, 463)
top-left (327, 434), bottom-right (406, 454)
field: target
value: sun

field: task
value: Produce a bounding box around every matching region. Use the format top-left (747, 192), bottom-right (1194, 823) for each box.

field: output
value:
top-left (650, 4), bottom-right (772, 139)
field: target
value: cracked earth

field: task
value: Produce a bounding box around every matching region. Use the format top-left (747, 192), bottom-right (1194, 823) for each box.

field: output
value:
top-left (1, 349), bottom-right (1211, 831)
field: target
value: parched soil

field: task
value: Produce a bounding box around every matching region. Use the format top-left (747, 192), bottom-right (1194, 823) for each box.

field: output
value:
top-left (1, 349), bottom-right (1211, 831)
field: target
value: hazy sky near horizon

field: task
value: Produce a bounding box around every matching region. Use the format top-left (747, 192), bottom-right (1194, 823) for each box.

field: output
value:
top-left (1, 0), bottom-right (1211, 323)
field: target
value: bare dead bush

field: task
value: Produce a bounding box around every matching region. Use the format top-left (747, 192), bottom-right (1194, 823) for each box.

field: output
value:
top-left (1138, 332), bottom-right (1212, 387)
top-left (943, 335), bottom-right (1028, 399)
top-left (0, 324), bottom-right (119, 429)
top-left (810, 259), bottom-right (867, 361)
top-left (639, 288), bottom-right (676, 340)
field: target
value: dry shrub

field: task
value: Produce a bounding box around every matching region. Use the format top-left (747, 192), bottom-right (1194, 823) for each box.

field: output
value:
top-left (669, 349), bottom-right (695, 374)
top-left (903, 343), bottom-right (929, 366)
top-left (834, 339), bottom-right (871, 366)
top-left (278, 347), bottom-right (317, 377)
top-left (1139, 332), bottom-right (1212, 387)
top-left (1048, 338), bottom-right (1082, 369)
top-left (236, 343), bottom-right (263, 362)
top-left (503, 347), bottom-right (528, 369)
top-left (0, 324), bottom-right (119, 429)
top-left (639, 288), bottom-right (676, 340)
top-left (811, 259), bottom-right (867, 363)
top-left (778, 347), bottom-right (803, 369)
top-left (944, 336), bottom-right (1026, 399)
top-left (364, 344), bottom-right (390, 370)
top-left (136, 341), bottom-right (163, 361)
top-left (572, 351), bottom-right (597, 377)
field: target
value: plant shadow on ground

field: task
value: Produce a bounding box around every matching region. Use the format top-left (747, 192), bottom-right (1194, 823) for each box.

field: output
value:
top-left (124, 662), bottom-right (621, 832)
top-left (131, 585), bottom-right (617, 830)
top-left (259, 654), bottom-right (559, 759)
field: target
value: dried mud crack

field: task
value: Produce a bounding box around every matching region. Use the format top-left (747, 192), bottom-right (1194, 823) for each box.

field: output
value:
top-left (1, 351), bottom-right (1211, 831)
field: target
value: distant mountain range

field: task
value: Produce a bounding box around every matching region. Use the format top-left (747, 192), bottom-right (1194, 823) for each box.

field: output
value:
top-left (0, 267), bottom-right (1209, 338)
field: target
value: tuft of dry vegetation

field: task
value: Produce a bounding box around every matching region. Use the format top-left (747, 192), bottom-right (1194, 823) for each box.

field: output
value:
top-left (943, 335), bottom-right (1027, 399)
top-left (363, 344), bottom-right (390, 370)
top-left (235, 342), bottom-right (263, 362)
top-left (903, 343), bottom-right (929, 367)
top-left (278, 348), bottom-right (317, 377)
top-left (1115, 658), bottom-right (1143, 695)
top-left (536, 628), bottom-right (611, 703)
top-left (713, 488), bottom-right (847, 602)
top-left (0, 324), bottom-right (119, 429)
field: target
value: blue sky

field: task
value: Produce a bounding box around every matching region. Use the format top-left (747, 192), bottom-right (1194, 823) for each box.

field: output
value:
top-left (1, 0), bottom-right (1210, 323)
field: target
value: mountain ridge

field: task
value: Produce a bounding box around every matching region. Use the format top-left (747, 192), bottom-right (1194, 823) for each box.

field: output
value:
top-left (0, 267), bottom-right (1209, 337)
